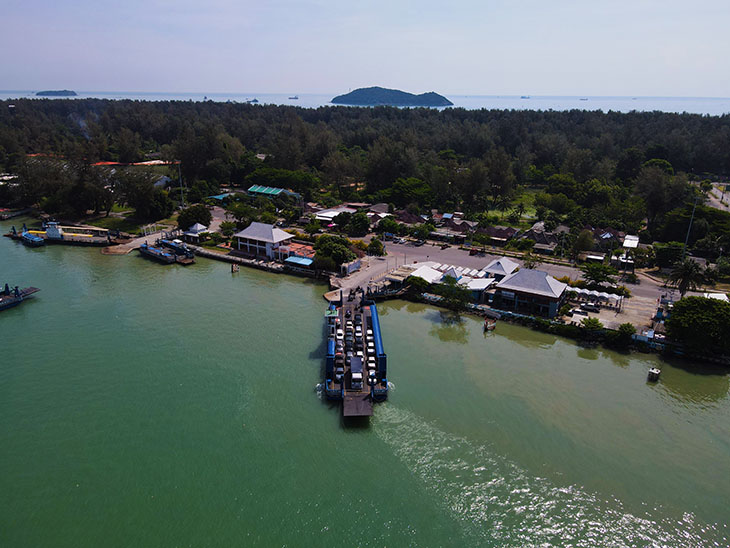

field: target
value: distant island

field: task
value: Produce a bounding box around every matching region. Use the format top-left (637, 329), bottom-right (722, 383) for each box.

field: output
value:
top-left (331, 86), bottom-right (453, 107)
top-left (36, 90), bottom-right (77, 97)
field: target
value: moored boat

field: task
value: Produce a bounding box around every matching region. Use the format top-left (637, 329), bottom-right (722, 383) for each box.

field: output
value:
top-left (0, 284), bottom-right (40, 312)
top-left (20, 231), bottom-right (44, 247)
top-left (138, 242), bottom-right (176, 264)
top-left (159, 238), bottom-right (195, 265)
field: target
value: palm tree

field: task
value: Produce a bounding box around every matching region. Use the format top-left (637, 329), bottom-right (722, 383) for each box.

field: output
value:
top-left (513, 202), bottom-right (526, 220)
top-left (668, 258), bottom-right (705, 297)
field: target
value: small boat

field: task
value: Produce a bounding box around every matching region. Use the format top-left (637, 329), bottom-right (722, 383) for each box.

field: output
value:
top-left (20, 231), bottom-right (44, 247)
top-left (484, 318), bottom-right (496, 331)
top-left (138, 242), bottom-right (176, 264)
top-left (288, 95), bottom-right (299, 100)
top-left (0, 284), bottom-right (40, 312)
top-left (520, 95), bottom-right (530, 99)
top-left (647, 367), bottom-right (661, 382)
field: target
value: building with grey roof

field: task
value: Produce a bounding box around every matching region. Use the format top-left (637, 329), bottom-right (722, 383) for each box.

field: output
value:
top-left (494, 269), bottom-right (568, 317)
top-left (233, 222), bottom-right (294, 260)
top-left (481, 257), bottom-right (519, 280)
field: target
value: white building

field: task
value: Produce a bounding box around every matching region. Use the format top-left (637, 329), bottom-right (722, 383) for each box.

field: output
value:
top-left (233, 222), bottom-right (294, 260)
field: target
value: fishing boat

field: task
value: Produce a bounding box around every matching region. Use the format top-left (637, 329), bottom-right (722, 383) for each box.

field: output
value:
top-left (20, 230), bottom-right (44, 247)
top-left (138, 242), bottom-right (176, 264)
top-left (0, 284), bottom-right (40, 312)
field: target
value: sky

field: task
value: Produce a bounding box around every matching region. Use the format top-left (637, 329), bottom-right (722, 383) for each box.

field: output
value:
top-left (2, 0), bottom-right (729, 97)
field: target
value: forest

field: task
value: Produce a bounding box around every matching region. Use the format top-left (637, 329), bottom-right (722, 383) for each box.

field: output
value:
top-left (1, 98), bottom-right (730, 260)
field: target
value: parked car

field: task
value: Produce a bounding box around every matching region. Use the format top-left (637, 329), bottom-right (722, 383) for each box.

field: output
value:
top-left (580, 303), bottom-right (600, 313)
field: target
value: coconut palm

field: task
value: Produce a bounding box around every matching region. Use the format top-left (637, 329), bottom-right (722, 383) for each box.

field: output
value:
top-left (668, 258), bottom-right (705, 297)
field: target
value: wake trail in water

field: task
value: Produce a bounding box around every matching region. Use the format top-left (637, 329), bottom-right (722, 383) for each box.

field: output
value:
top-left (374, 405), bottom-right (726, 548)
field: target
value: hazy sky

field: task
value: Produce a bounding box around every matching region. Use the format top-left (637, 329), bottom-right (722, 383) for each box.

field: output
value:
top-left (3, 0), bottom-right (729, 96)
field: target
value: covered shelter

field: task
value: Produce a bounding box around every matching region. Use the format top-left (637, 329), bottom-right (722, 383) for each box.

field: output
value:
top-left (183, 222), bottom-right (209, 243)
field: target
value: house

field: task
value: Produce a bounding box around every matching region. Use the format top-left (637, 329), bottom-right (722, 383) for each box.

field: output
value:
top-left (314, 206), bottom-right (357, 223)
top-left (458, 277), bottom-right (496, 303)
top-left (183, 222), bottom-right (209, 243)
top-left (369, 203), bottom-right (390, 214)
top-left (233, 222), bottom-right (294, 260)
top-left (443, 218), bottom-right (477, 233)
top-left (494, 269), bottom-right (568, 318)
top-left (481, 257), bottom-right (519, 280)
top-left (395, 210), bottom-right (425, 226)
top-left (476, 225), bottom-right (519, 246)
top-left (520, 221), bottom-right (561, 254)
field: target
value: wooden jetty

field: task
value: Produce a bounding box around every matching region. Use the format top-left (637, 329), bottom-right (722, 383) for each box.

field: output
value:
top-left (323, 288), bottom-right (389, 418)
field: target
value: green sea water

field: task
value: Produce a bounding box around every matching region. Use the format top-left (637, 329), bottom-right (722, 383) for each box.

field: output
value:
top-left (1, 218), bottom-right (729, 547)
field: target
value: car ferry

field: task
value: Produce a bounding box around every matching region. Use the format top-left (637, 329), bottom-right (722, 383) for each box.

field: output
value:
top-left (323, 289), bottom-right (388, 417)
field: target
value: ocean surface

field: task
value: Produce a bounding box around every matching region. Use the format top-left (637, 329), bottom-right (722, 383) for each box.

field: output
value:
top-left (1, 217), bottom-right (729, 547)
top-left (2, 90), bottom-right (730, 115)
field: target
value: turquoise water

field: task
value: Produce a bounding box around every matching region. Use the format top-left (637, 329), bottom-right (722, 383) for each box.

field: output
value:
top-left (1, 219), bottom-right (729, 547)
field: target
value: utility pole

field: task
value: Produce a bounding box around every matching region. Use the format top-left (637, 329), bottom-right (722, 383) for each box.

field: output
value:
top-left (177, 162), bottom-right (185, 208)
top-left (683, 195), bottom-right (699, 259)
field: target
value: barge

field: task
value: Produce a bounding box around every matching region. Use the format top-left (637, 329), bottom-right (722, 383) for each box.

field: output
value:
top-left (5, 222), bottom-right (123, 246)
top-left (0, 284), bottom-right (40, 312)
top-left (158, 238), bottom-right (196, 265)
top-left (138, 242), bottom-right (176, 264)
top-left (323, 289), bottom-right (388, 417)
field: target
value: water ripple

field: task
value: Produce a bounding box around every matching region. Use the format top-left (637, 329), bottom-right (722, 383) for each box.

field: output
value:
top-left (374, 405), bottom-right (726, 547)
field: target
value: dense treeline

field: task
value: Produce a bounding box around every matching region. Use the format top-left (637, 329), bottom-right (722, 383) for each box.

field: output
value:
top-left (2, 99), bottom-right (730, 250)
top-left (2, 99), bottom-right (729, 180)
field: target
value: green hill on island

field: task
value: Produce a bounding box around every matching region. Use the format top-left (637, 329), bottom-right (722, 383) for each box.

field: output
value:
top-left (36, 90), bottom-right (77, 97)
top-left (331, 86), bottom-right (453, 107)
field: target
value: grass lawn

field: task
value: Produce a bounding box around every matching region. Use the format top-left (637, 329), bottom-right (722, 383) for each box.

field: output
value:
top-left (86, 215), bottom-right (144, 235)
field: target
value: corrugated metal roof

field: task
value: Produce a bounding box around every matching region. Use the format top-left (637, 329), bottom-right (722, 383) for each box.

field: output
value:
top-left (496, 269), bottom-right (567, 299)
top-left (233, 222), bottom-right (294, 244)
top-left (285, 256), bottom-right (313, 266)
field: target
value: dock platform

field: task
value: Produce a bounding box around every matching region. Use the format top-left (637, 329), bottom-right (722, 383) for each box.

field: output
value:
top-left (343, 394), bottom-right (373, 417)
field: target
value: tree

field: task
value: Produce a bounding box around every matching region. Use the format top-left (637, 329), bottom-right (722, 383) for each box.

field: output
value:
top-left (522, 252), bottom-right (541, 269)
top-left (314, 234), bottom-right (356, 265)
top-left (377, 217), bottom-right (401, 235)
top-left (405, 275), bottom-right (430, 296)
top-left (367, 237), bottom-right (385, 256)
top-left (433, 276), bottom-right (472, 312)
top-left (220, 221), bottom-right (237, 237)
top-left (177, 204), bottom-right (212, 230)
top-left (580, 263), bottom-right (617, 286)
top-left (580, 317), bottom-right (603, 330)
top-left (665, 296), bottom-right (730, 355)
top-left (668, 258), bottom-right (705, 297)
top-left (346, 212), bottom-right (370, 237)
top-left (573, 229), bottom-right (594, 255)
top-left (304, 217), bottom-right (321, 236)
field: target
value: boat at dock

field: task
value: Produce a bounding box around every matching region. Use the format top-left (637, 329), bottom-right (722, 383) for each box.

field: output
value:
top-left (158, 238), bottom-right (195, 265)
top-left (20, 230), bottom-right (44, 247)
top-left (323, 289), bottom-right (388, 417)
top-left (138, 242), bottom-right (176, 264)
top-left (5, 221), bottom-right (122, 246)
top-left (0, 284), bottom-right (40, 312)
